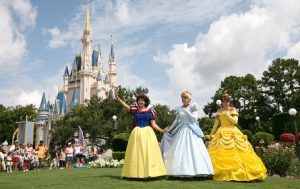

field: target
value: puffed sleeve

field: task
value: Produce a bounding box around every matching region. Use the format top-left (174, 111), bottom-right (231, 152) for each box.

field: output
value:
top-left (230, 108), bottom-right (239, 116)
top-left (149, 108), bottom-right (157, 120)
top-left (129, 105), bottom-right (138, 114)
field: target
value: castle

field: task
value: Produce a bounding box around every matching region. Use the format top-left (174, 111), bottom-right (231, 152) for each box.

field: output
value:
top-left (32, 2), bottom-right (117, 147)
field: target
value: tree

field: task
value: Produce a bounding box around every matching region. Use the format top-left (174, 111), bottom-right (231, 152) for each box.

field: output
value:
top-left (199, 117), bottom-right (214, 135)
top-left (152, 104), bottom-right (176, 141)
top-left (261, 58), bottom-right (300, 112)
top-left (0, 104), bottom-right (37, 143)
top-left (51, 86), bottom-right (175, 149)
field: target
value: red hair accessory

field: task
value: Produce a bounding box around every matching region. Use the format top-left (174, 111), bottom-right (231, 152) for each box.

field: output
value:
top-left (137, 93), bottom-right (145, 98)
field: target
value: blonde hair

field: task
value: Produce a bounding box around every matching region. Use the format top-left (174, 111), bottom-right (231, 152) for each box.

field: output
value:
top-left (181, 91), bottom-right (192, 100)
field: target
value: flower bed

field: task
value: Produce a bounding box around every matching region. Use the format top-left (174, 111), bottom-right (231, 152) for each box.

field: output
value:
top-left (280, 133), bottom-right (296, 142)
top-left (256, 143), bottom-right (296, 177)
top-left (88, 158), bottom-right (124, 168)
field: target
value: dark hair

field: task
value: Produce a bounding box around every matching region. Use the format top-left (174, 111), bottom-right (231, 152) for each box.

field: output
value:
top-left (136, 93), bottom-right (150, 107)
top-left (221, 91), bottom-right (234, 107)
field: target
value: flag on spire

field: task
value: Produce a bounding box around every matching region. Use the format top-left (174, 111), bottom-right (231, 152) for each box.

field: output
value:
top-left (78, 126), bottom-right (86, 148)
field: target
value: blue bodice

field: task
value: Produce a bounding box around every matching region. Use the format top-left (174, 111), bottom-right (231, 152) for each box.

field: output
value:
top-left (134, 111), bottom-right (152, 127)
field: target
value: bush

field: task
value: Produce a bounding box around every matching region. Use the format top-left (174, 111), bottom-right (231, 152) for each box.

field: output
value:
top-left (256, 143), bottom-right (295, 177)
top-left (112, 133), bottom-right (130, 151)
top-left (88, 158), bottom-right (124, 168)
top-left (288, 158), bottom-right (300, 178)
top-left (271, 113), bottom-right (296, 140)
top-left (280, 133), bottom-right (296, 142)
top-left (241, 129), bottom-right (253, 141)
top-left (252, 132), bottom-right (274, 147)
top-left (112, 151), bottom-right (126, 161)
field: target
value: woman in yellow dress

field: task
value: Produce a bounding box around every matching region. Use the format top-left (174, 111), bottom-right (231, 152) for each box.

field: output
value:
top-left (115, 89), bottom-right (166, 179)
top-left (205, 92), bottom-right (267, 181)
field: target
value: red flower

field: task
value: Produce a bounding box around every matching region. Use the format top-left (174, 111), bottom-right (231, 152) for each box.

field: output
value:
top-left (280, 133), bottom-right (296, 142)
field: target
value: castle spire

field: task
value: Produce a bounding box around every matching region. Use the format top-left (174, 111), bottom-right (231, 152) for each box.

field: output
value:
top-left (83, 0), bottom-right (91, 35)
top-left (109, 35), bottom-right (115, 62)
top-left (38, 92), bottom-right (48, 112)
top-left (81, 0), bottom-right (92, 70)
top-left (108, 35), bottom-right (117, 87)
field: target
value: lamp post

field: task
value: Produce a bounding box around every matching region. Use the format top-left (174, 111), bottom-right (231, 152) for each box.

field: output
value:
top-left (289, 108), bottom-right (300, 160)
top-left (112, 115), bottom-right (118, 130)
top-left (255, 116), bottom-right (260, 130)
top-left (216, 99), bottom-right (222, 107)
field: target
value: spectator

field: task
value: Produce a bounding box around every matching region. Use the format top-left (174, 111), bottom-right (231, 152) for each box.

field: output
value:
top-left (65, 143), bottom-right (74, 168)
top-left (35, 140), bottom-right (48, 170)
top-left (31, 151), bottom-right (39, 171)
top-left (6, 152), bottom-right (12, 172)
top-left (58, 148), bottom-right (66, 169)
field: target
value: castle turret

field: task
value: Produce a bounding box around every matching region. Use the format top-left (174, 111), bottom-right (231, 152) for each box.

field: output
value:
top-left (81, 1), bottom-right (92, 70)
top-left (35, 92), bottom-right (50, 147)
top-left (108, 39), bottom-right (117, 88)
top-left (80, 1), bottom-right (92, 103)
top-left (63, 66), bottom-right (69, 92)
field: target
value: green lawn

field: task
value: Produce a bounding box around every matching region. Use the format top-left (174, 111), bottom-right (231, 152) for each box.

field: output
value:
top-left (1, 168), bottom-right (299, 189)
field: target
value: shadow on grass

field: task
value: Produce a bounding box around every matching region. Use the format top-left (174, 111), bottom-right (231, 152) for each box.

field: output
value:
top-left (165, 176), bottom-right (213, 182)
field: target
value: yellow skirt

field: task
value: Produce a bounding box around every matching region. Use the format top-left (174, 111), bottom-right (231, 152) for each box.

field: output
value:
top-left (208, 126), bottom-right (267, 181)
top-left (121, 126), bottom-right (166, 178)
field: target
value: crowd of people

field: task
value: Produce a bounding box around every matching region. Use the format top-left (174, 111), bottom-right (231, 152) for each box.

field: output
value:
top-left (0, 140), bottom-right (101, 173)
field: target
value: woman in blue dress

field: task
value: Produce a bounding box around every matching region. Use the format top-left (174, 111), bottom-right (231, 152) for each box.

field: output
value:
top-left (160, 91), bottom-right (214, 177)
top-left (115, 89), bottom-right (166, 179)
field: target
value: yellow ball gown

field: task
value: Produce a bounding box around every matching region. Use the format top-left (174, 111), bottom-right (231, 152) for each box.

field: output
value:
top-left (208, 109), bottom-right (267, 181)
top-left (121, 106), bottom-right (166, 178)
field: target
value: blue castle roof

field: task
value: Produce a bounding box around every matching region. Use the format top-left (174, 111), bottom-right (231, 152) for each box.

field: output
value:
top-left (63, 66), bottom-right (69, 77)
top-left (56, 92), bottom-right (67, 115)
top-left (38, 92), bottom-right (48, 112)
top-left (96, 71), bottom-right (102, 81)
top-left (70, 89), bottom-right (78, 107)
top-left (104, 75), bottom-right (110, 84)
top-left (92, 50), bottom-right (99, 67)
top-left (74, 55), bottom-right (82, 71)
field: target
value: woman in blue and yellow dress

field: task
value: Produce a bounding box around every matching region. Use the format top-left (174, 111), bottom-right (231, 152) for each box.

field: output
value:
top-left (115, 89), bottom-right (166, 179)
top-left (205, 92), bottom-right (267, 181)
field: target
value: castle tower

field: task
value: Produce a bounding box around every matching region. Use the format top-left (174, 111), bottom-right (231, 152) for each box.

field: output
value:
top-left (63, 66), bottom-right (69, 92)
top-left (35, 92), bottom-right (50, 147)
top-left (108, 39), bottom-right (117, 88)
top-left (80, 1), bottom-right (93, 103)
top-left (59, 0), bottom-right (118, 111)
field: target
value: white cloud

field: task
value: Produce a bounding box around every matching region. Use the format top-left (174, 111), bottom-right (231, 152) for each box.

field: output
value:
top-left (45, 0), bottom-right (244, 49)
top-left (154, 0), bottom-right (300, 115)
top-left (0, 0), bottom-right (36, 74)
top-left (286, 42), bottom-right (300, 60)
top-left (115, 0), bottom-right (130, 25)
top-left (13, 90), bottom-right (42, 107)
top-left (46, 26), bottom-right (67, 48)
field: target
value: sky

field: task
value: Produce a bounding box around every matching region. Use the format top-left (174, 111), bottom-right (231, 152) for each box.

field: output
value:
top-left (1, 0), bottom-right (300, 117)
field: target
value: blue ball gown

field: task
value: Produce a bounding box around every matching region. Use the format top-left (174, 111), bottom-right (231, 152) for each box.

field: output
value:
top-left (160, 103), bottom-right (214, 177)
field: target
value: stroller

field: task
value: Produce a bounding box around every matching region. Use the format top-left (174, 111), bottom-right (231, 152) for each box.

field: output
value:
top-left (73, 153), bottom-right (88, 168)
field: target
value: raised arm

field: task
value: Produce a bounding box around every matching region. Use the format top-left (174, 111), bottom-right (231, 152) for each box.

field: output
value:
top-left (115, 88), bottom-right (130, 111)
